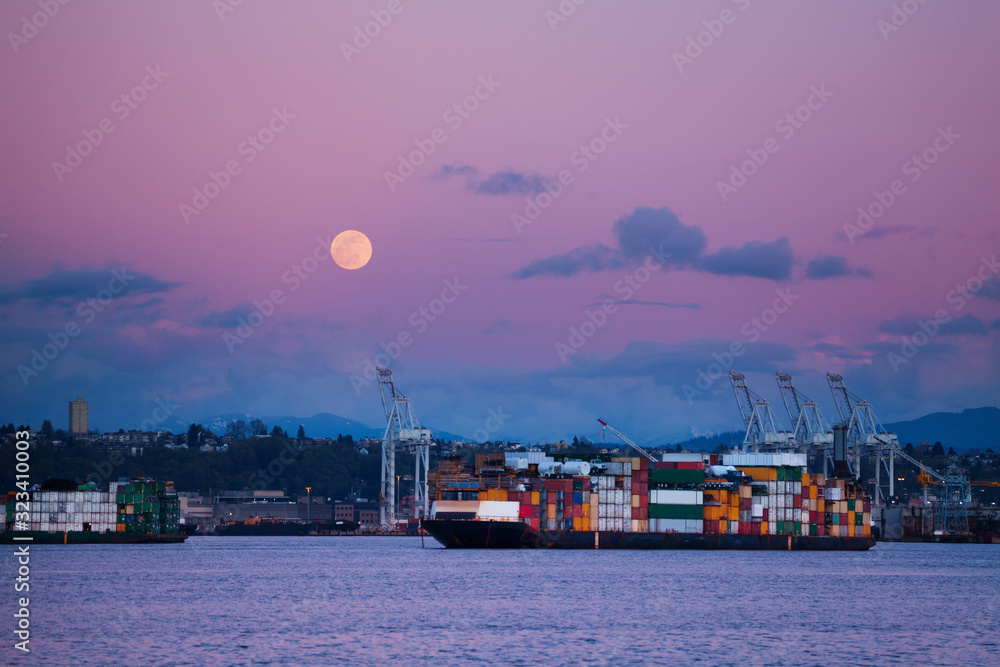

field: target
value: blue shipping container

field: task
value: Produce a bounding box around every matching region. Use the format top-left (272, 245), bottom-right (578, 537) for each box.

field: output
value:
top-left (573, 492), bottom-right (583, 505)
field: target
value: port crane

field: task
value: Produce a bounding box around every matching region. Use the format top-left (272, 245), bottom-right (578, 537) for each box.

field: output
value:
top-left (889, 447), bottom-right (972, 534)
top-left (826, 373), bottom-right (900, 504)
top-left (596, 419), bottom-right (657, 462)
top-left (377, 368), bottom-right (432, 529)
top-left (729, 372), bottom-right (794, 451)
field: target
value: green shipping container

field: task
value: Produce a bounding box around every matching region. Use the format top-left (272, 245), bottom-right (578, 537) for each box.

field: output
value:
top-left (855, 513), bottom-right (864, 525)
top-left (794, 521), bottom-right (802, 535)
top-left (650, 469), bottom-right (705, 485)
top-left (649, 503), bottom-right (703, 520)
top-left (832, 513), bottom-right (841, 525)
top-left (848, 499), bottom-right (855, 512)
top-left (809, 524), bottom-right (818, 536)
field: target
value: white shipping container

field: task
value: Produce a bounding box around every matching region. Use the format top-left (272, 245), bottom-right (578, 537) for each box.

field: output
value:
top-left (650, 489), bottom-right (702, 505)
top-left (826, 487), bottom-right (842, 500)
top-left (752, 505), bottom-right (764, 518)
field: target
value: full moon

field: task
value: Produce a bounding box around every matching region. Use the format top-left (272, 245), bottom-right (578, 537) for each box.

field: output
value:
top-left (330, 230), bottom-right (373, 270)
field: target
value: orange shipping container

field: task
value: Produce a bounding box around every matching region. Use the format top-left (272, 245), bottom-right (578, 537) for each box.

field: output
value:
top-left (582, 517), bottom-right (590, 531)
top-left (573, 517), bottom-right (582, 531)
top-left (531, 491), bottom-right (540, 505)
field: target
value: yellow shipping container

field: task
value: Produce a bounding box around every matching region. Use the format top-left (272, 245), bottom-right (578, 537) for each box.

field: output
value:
top-left (531, 491), bottom-right (540, 505)
top-left (573, 517), bottom-right (582, 531)
top-left (848, 510), bottom-right (856, 525)
top-left (809, 485), bottom-right (817, 499)
top-left (719, 519), bottom-right (728, 532)
top-left (631, 494), bottom-right (640, 509)
top-left (760, 522), bottom-right (768, 535)
top-left (486, 489), bottom-right (507, 501)
top-left (847, 523), bottom-right (856, 537)
top-left (478, 491), bottom-right (487, 501)
top-left (582, 517), bottom-right (590, 531)
top-left (547, 503), bottom-right (556, 516)
top-left (817, 498), bottom-right (825, 513)
top-left (728, 507), bottom-right (738, 521)
top-left (862, 523), bottom-right (871, 537)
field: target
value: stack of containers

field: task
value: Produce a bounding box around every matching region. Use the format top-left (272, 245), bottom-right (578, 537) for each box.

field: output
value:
top-left (626, 457), bottom-right (650, 533)
top-left (115, 480), bottom-right (179, 535)
top-left (518, 480), bottom-right (541, 530)
top-left (593, 460), bottom-right (632, 532)
top-left (702, 486), bottom-right (725, 534)
top-left (649, 459), bottom-right (705, 533)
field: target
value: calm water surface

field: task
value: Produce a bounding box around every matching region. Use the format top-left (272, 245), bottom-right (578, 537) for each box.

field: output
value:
top-left (1, 537), bottom-right (997, 665)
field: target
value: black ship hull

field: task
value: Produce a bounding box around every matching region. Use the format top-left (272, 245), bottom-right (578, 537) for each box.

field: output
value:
top-left (421, 519), bottom-right (876, 551)
top-left (0, 531), bottom-right (187, 545)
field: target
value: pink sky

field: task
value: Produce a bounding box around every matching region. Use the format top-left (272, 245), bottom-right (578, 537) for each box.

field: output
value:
top-left (2, 1), bottom-right (999, 441)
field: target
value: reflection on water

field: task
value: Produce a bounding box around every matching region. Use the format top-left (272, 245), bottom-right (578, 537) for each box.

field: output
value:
top-left (2, 537), bottom-right (997, 665)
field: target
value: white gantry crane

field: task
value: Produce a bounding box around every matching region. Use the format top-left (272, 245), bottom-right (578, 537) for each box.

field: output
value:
top-left (377, 367), bottom-right (432, 529)
top-left (826, 372), bottom-right (899, 506)
top-left (729, 371), bottom-right (794, 451)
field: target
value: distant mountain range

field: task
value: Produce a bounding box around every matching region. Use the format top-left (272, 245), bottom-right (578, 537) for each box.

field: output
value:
top-left (884, 407), bottom-right (1000, 451)
top-left (666, 407), bottom-right (1000, 452)
top-left (153, 407), bottom-right (1000, 451)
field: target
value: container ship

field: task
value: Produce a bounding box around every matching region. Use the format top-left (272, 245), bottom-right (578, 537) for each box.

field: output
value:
top-left (421, 453), bottom-right (875, 550)
top-left (2, 478), bottom-right (187, 544)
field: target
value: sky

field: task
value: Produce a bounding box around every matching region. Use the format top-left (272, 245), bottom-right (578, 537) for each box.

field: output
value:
top-left (2, 0), bottom-right (999, 443)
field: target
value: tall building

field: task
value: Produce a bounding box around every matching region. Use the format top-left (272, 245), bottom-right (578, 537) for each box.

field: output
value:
top-left (69, 397), bottom-right (88, 435)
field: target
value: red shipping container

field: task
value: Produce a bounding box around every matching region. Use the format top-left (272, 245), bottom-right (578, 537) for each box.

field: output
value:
top-left (794, 494), bottom-right (801, 506)
top-left (639, 470), bottom-right (648, 483)
top-left (653, 462), bottom-right (676, 469)
top-left (531, 506), bottom-right (539, 518)
top-left (676, 461), bottom-right (705, 470)
top-left (709, 454), bottom-right (719, 466)
top-left (863, 500), bottom-right (870, 512)
top-left (739, 498), bottom-right (751, 510)
top-left (530, 518), bottom-right (539, 530)
top-left (518, 505), bottom-right (531, 518)
top-left (639, 506), bottom-right (648, 520)
top-left (762, 508), bottom-right (769, 521)
top-left (573, 504), bottom-right (582, 518)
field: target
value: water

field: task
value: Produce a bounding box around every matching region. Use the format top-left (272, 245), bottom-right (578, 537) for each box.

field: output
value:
top-left (2, 537), bottom-right (997, 666)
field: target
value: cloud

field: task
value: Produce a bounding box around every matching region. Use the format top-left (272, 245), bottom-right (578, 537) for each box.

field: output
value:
top-left (196, 304), bottom-right (253, 328)
top-left (941, 313), bottom-right (990, 336)
top-left (612, 207), bottom-right (706, 264)
top-left (0, 267), bottom-right (180, 307)
top-left (880, 313), bottom-right (990, 337)
top-left (484, 319), bottom-right (514, 335)
top-left (511, 206), bottom-right (793, 281)
top-left (587, 299), bottom-right (701, 310)
top-left (698, 238), bottom-right (795, 280)
top-left (991, 318), bottom-right (1000, 331)
top-left (510, 244), bottom-right (624, 279)
top-left (977, 276), bottom-right (1000, 301)
top-left (806, 254), bottom-right (873, 280)
top-left (436, 164), bottom-right (549, 196)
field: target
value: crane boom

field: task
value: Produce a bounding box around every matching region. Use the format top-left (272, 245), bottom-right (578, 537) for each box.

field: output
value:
top-left (597, 419), bottom-right (657, 462)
